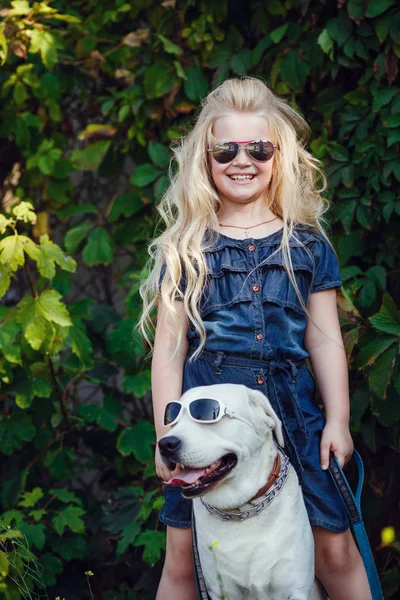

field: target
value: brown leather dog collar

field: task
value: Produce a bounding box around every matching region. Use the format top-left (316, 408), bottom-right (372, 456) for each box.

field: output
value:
top-left (250, 453), bottom-right (281, 502)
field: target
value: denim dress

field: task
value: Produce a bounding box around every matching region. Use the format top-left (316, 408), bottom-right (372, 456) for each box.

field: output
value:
top-left (159, 226), bottom-right (349, 533)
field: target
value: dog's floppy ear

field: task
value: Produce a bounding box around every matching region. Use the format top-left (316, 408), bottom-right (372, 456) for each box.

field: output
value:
top-left (247, 388), bottom-right (285, 447)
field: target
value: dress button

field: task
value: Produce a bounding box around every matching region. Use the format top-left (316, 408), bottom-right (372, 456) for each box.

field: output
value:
top-left (248, 244), bottom-right (255, 252)
top-left (256, 333), bottom-right (263, 341)
top-left (257, 376), bottom-right (265, 385)
top-left (252, 284), bottom-right (260, 292)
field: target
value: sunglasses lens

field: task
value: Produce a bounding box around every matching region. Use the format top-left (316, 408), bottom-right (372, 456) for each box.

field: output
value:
top-left (164, 402), bottom-right (182, 426)
top-left (212, 142), bottom-right (238, 164)
top-left (189, 398), bottom-right (221, 422)
top-left (247, 141), bottom-right (275, 162)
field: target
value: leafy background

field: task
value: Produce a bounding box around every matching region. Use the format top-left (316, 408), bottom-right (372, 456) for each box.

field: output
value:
top-left (0, 0), bottom-right (399, 598)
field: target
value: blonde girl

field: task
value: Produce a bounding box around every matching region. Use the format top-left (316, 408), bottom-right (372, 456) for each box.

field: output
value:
top-left (140, 77), bottom-right (371, 600)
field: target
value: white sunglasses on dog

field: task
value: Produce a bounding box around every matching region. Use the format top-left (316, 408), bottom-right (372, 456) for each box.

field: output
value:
top-left (164, 397), bottom-right (254, 430)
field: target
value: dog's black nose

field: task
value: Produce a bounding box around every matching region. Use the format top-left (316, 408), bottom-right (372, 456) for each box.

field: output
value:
top-left (158, 436), bottom-right (181, 458)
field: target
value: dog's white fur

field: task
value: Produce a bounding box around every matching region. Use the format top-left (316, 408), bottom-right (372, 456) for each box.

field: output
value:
top-left (160, 383), bottom-right (326, 600)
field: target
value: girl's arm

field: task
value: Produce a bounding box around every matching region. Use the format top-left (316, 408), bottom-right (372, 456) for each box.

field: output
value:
top-left (152, 300), bottom-right (189, 479)
top-left (304, 288), bottom-right (354, 470)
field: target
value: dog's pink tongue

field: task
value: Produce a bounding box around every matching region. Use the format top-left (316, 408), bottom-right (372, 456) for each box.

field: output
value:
top-left (164, 467), bottom-right (206, 487)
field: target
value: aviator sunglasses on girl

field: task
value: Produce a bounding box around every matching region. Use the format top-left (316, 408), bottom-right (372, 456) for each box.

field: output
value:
top-left (207, 140), bottom-right (279, 164)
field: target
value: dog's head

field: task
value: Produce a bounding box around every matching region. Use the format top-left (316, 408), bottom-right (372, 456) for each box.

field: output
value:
top-left (158, 384), bottom-right (284, 501)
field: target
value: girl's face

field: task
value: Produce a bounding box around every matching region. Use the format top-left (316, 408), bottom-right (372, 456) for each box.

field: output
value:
top-left (210, 113), bottom-right (275, 209)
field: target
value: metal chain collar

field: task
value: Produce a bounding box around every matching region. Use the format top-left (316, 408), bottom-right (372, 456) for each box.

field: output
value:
top-left (200, 450), bottom-right (291, 522)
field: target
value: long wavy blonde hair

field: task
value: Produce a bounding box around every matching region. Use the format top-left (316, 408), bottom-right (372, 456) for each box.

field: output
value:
top-left (139, 77), bottom-right (332, 358)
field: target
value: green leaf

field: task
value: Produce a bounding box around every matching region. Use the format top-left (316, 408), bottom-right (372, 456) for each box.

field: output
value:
top-left (372, 87), bottom-right (400, 111)
top-left (270, 23), bottom-right (289, 43)
top-left (44, 448), bottom-right (75, 480)
top-left (70, 141), bottom-right (111, 171)
top-left (0, 235), bottom-right (25, 271)
top-left (29, 509), bottom-right (47, 522)
top-left (16, 295), bottom-right (51, 350)
top-left (148, 142), bottom-right (170, 168)
top-left (82, 227), bottom-right (113, 266)
top-left (358, 279), bottom-right (376, 307)
top-left (366, 265), bottom-right (386, 292)
top-left (68, 320), bottom-right (93, 368)
top-left (64, 223), bottom-right (92, 254)
top-left (143, 64), bottom-right (175, 99)
top-left (134, 529), bottom-right (166, 564)
top-left (18, 487), bottom-right (44, 508)
top-left (109, 193), bottom-right (144, 221)
top-left (327, 13), bottom-right (353, 46)
top-left (37, 289), bottom-right (72, 327)
top-left (230, 49), bottom-right (253, 75)
top-left (29, 30), bottom-right (58, 69)
top-left (390, 12), bottom-right (400, 44)
top-left (52, 506), bottom-right (86, 536)
top-left (184, 66), bottom-right (209, 101)
top-left (157, 34), bottom-right (183, 56)
top-left (116, 521), bottom-right (141, 557)
top-left (52, 535), bottom-right (87, 560)
top-left (37, 235), bottom-right (76, 279)
top-left (347, 0), bottom-right (366, 20)
top-left (0, 411), bottom-right (36, 455)
top-left (369, 294), bottom-right (400, 335)
top-left (38, 553), bottom-right (63, 587)
top-left (281, 49), bottom-right (310, 93)
top-left (0, 320), bottom-right (21, 364)
top-left (130, 163), bottom-right (161, 187)
top-left (317, 29), bottom-right (334, 59)
top-left (366, 0), bottom-right (394, 18)
top-left (117, 420), bottom-right (155, 462)
top-left (18, 522), bottom-right (46, 550)
top-left (123, 370), bottom-right (151, 396)
top-left (371, 385), bottom-right (400, 427)
top-left (0, 264), bottom-right (11, 299)
top-left (369, 345), bottom-right (397, 398)
top-left (357, 336), bottom-right (398, 368)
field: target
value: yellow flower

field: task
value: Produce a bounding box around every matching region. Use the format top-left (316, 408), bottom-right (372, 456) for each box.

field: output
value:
top-left (212, 540), bottom-right (219, 547)
top-left (381, 526), bottom-right (395, 546)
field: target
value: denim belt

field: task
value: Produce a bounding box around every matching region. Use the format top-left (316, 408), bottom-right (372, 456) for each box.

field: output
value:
top-left (187, 347), bottom-right (308, 477)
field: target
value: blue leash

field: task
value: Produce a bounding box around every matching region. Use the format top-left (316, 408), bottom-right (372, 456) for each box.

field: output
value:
top-left (329, 449), bottom-right (383, 600)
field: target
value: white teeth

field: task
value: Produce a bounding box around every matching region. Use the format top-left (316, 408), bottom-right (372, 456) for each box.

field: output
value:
top-left (230, 175), bottom-right (254, 180)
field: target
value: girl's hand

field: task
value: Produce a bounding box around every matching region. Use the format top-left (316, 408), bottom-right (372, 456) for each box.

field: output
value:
top-left (320, 420), bottom-right (354, 470)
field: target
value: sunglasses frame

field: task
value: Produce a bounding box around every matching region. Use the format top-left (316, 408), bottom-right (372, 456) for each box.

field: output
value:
top-left (163, 397), bottom-right (237, 427)
top-left (207, 139), bottom-right (279, 164)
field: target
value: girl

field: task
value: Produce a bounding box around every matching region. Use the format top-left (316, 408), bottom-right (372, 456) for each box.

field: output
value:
top-left (140, 78), bottom-right (372, 600)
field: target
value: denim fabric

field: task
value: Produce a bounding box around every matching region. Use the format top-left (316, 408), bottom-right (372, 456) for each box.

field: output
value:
top-left (159, 226), bottom-right (348, 532)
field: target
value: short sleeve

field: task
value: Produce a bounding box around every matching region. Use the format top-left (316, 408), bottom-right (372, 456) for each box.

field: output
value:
top-left (158, 263), bottom-right (186, 300)
top-left (311, 236), bottom-right (342, 293)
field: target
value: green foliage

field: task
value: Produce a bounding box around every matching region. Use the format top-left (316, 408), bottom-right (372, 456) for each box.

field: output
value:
top-left (0, 0), bottom-right (399, 597)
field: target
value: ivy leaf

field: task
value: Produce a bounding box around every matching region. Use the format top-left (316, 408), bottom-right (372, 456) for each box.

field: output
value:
top-left (38, 553), bottom-right (63, 587)
top-left (369, 346), bottom-right (397, 399)
top-left (366, 265), bottom-right (386, 292)
top-left (63, 223), bottom-right (92, 254)
top-left (143, 64), bottom-right (175, 99)
top-left (37, 235), bottom-right (76, 279)
top-left (184, 66), bottom-right (209, 101)
top-left (30, 30), bottom-right (58, 69)
top-left (18, 522), bottom-right (46, 550)
top-left (49, 488), bottom-right (83, 506)
top-left (0, 320), bottom-right (21, 364)
top-left (356, 336), bottom-right (398, 368)
top-left (0, 411), bottom-right (36, 455)
top-left (369, 294), bottom-right (400, 336)
top-left (327, 13), bottom-right (353, 46)
top-left (116, 521), bottom-right (141, 557)
top-left (281, 49), bottom-right (310, 92)
top-left (52, 506), bottom-right (86, 536)
top-left (148, 142), bottom-right (170, 168)
top-left (123, 370), bottom-right (151, 396)
top-left (18, 487), bottom-right (44, 508)
top-left (0, 235), bottom-right (25, 271)
top-left (366, 0), bottom-right (395, 19)
top-left (52, 535), bottom-right (87, 560)
top-left (82, 227), bottom-right (113, 266)
top-left (134, 529), bottom-right (166, 564)
top-left (117, 420), bottom-right (155, 462)
top-left (109, 193), bottom-right (144, 221)
top-left (70, 141), bottom-right (111, 171)
top-left (43, 448), bottom-right (75, 480)
top-left (17, 295), bottom-right (52, 350)
top-left (68, 319), bottom-right (93, 368)
top-left (37, 290), bottom-right (72, 327)
top-left (358, 279), bottom-right (376, 307)
top-left (29, 509), bottom-right (47, 522)
top-left (130, 163), bottom-right (162, 187)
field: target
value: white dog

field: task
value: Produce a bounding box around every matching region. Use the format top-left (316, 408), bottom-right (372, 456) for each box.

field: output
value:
top-left (158, 383), bottom-right (327, 600)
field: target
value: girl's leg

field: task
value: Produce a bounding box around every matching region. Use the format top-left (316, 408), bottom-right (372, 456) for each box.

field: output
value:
top-left (312, 526), bottom-right (372, 600)
top-left (156, 526), bottom-right (197, 600)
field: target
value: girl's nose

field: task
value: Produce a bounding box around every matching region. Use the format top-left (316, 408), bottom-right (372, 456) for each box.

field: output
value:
top-left (232, 146), bottom-right (251, 166)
